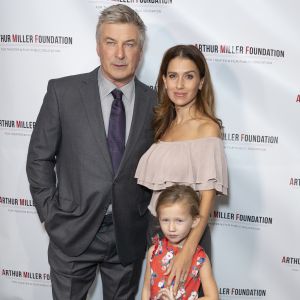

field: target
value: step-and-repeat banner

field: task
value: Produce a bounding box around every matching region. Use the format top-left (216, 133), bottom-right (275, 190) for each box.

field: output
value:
top-left (1, 0), bottom-right (299, 299)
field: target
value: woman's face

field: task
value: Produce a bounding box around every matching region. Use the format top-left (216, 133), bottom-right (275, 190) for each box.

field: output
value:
top-left (163, 57), bottom-right (203, 108)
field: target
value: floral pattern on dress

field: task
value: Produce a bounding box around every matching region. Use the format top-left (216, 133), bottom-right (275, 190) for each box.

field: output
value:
top-left (161, 249), bottom-right (174, 271)
top-left (187, 291), bottom-right (198, 300)
top-left (175, 286), bottom-right (187, 299)
top-left (149, 237), bottom-right (206, 300)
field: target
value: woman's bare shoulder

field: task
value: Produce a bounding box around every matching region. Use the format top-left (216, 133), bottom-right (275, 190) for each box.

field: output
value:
top-left (194, 118), bottom-right (221, 138)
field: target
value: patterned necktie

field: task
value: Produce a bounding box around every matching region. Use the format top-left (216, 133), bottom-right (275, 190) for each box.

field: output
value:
top-left (107, 89), bottom-right (126, 174)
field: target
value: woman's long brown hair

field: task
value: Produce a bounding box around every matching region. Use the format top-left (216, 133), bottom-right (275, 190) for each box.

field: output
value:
top-left (153, 45), bottom-right (222, 142)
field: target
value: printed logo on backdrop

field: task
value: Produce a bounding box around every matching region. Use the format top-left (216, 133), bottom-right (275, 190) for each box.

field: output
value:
top-left (209, 210), bottom-right (273, 231)
top-left (0, 33), bottom-right (73, 54)
top-left (194, 43), bottom-right (285, 65)
top-left (219, 287), bottom-right (267, 299)
top-left (88, 0), bottom-right (173, 14)
top-left (281, 256), bottom-right (300, 272)
top-left (0, 196), bottom-right (36, 215)
top-left (289, 177), bottom-right (300, 189)
top-left (1, 268), bottom-right (50, 288)
top-left (296, 94), bottom-right (300, 103)
top-left (222, 131), bottom-right (279, 152)
top-left (0, 119), bottom-right (35, 137)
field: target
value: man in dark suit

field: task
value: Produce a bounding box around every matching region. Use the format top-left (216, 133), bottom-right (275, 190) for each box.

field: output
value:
top-left (26, 4), bottom-right (156, 300)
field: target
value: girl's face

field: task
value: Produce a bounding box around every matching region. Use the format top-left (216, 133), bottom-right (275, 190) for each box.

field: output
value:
top-left (162, 57), bottom-right (203, 109)
top-left (158, 202), bottom-right (199, 246)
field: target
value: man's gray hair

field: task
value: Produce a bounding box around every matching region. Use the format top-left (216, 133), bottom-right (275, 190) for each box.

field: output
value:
top-left (96, 4), bottom-right (146, 48)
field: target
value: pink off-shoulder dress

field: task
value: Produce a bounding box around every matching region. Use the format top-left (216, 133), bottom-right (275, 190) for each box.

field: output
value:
top-left (135, 137), bottom-right (228, 216)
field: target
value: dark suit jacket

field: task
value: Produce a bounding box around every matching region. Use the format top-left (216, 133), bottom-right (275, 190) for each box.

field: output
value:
top-left (26, 67), bottom-right (156, 264)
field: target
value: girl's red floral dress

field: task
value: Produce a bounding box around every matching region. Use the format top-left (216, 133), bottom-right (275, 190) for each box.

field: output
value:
top-left (150, 236), bottom-right (206, 300)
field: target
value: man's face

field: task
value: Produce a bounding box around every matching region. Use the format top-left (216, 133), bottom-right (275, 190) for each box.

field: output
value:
top-left (97, 23), bottom-right (142, 87)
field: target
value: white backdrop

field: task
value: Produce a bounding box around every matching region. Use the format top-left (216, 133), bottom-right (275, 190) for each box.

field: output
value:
top-left (1, 0), bottom-right (300, 299)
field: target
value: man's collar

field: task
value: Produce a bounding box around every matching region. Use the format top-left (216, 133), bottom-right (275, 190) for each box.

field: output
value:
top-left (98, 67), bottom-right (135, 103)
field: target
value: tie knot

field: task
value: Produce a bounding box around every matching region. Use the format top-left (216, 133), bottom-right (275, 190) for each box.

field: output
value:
top-left (111, 89), bottom-right (123, 101)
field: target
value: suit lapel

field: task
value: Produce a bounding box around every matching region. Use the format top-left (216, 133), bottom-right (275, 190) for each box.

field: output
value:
top-left (79, 68), bottom-right (113, 176)
top-left (116, 78), bottom-right (152, 176)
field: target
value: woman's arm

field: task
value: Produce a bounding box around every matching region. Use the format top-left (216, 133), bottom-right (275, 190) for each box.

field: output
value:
top-left (166, 189), bottom-right (216, 292)
top-left (142, 246), bottom-right (154, 300)
top-left (165, 120), bottom-right (221, 293)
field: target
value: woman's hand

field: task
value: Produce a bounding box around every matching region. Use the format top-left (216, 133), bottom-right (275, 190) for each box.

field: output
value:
top-left (165, 190), bottom-right (216, 294)
top-left (164, 246), bottom-right (193, 294)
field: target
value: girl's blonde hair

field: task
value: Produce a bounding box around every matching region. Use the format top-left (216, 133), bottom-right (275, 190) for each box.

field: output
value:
top-left (156, 185), bottom-right (199, 218)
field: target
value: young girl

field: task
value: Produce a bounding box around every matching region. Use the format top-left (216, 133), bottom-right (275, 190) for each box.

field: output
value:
top-left (142, 185), bottom-right (219, 300)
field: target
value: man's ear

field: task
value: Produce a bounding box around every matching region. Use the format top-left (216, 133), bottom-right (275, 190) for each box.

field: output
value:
top-left (96, 43), bottom-right (101, 58)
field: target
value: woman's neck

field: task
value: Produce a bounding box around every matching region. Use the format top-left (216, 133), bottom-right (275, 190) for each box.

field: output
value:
top-left (174, 103), bottom-right (200, 125)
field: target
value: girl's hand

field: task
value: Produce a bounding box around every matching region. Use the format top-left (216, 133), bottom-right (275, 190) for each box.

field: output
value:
top-left (157, 286), bottom-right (175, 300)
top-left (164, 246), bottom-right (193, 294)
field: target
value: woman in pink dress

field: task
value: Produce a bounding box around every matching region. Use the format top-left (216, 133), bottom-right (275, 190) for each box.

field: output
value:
top-left (135, 44), bottom-right (228, 294)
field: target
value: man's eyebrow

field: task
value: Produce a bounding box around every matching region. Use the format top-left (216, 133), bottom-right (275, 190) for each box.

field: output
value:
top-left (104, 37), bottom-right (116, 41)
top-left (104, 37), bottom-right (137, 43)
top-left (124, 39), bottom-right (137, 43)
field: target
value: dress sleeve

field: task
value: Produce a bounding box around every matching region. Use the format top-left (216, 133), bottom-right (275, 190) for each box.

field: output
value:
top-left (191, 138), bottom-right (228, 195)
top-left (195, 246), bottom-right (206, 267)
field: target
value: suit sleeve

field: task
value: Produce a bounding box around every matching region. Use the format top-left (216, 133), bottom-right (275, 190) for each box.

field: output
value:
top-left (26, 79), bottom-right (61, 222)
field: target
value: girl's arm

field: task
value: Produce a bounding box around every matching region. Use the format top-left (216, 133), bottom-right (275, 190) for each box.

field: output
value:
top-left (198, 255), bottom-right (219, 300)
top-left (166, 189), bottom-right (216, 292)
top-left (157, 286), bottom-right (175, 300)
top-left (142, 245), bottom-right (155, 300)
